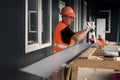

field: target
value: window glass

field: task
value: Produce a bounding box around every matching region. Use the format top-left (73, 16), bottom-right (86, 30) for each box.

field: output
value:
top-left (28, 0), bottom-right (38, 45)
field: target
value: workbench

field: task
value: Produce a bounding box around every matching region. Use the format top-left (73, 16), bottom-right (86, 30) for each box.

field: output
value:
top-left (20, 43), bottom-right (120, 80)
top-left (53, 47), bottom-right (120, 80)
top-left (69, 47), bottom-right (120, 80)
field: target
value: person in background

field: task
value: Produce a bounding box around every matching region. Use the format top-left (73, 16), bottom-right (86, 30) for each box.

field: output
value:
top-left (53, 6), bottom-right (94, 53)
top-left (89, 35), bottom-right (95, 44)
top-left (97, 34), bottom-right (106, 47)
top-left (89, 34), bottom-right (106, 47)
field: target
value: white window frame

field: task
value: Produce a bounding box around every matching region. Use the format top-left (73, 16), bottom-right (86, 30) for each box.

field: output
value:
top-left (29, 11), bottom-right (37, 33)
top-left (25, 0), bottom-right (52, 53)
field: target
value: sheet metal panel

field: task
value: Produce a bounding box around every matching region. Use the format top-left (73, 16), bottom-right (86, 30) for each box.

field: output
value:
top-left (20, 43), bottom-right (91, 78)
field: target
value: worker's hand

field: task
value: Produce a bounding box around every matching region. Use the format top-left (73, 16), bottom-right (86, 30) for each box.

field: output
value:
top-left (85, 22), bottom-right (95, 31)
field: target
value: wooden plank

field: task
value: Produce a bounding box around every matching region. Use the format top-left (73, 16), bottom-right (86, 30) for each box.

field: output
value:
top-left (66, 66), bottom-right (72, 80)
top-left (92, 48), bottom-right (104, 56)
top-left (69, 59), bottom-right (120, 70)
top-left (80, 47), bottom-right (97, 57)
top-left (52, 67), bottom-right (64, 80)
top-left (71, 67), bottom-right (78, 80)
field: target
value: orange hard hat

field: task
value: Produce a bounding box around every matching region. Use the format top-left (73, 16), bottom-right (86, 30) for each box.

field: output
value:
top-left (60, 6), bottom-right (76, 18)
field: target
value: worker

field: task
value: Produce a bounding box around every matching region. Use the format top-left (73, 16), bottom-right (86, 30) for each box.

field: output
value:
top-left (53, 6), bottom-right (94, 53)
top-left (97, 34), bottom-right (106, 47)
top-left (89, 34), bottom-right (106, 47)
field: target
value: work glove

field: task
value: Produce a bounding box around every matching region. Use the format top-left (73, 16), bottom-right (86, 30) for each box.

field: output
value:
top-left (85, 22), bottom-right (95, 31)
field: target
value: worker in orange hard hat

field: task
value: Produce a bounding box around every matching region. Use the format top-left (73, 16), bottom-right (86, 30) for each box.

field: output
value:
top-left (53, 6), bottom-right (94, 53)
top-left (89, 34), bottom-right (106, 47)
top-left (60, 6), bottom-right (76, 18)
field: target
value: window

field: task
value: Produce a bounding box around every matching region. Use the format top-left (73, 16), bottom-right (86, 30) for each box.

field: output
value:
top-left (25, 0), bottom-right (52, 53)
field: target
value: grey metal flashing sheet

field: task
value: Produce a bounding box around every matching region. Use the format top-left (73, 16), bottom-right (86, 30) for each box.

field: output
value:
top-left (20, 43), bottom-right (91, 78)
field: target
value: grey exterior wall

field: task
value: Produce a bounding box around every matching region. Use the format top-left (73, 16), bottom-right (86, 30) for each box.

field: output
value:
top-left (0, 0), bottom-right (25, 79)
top-left (0, 0), bottom-right (65, 79)
top-left (0, 0), bottom-right (59, 79)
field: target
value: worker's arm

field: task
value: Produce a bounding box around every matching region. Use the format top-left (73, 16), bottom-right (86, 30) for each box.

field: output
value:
top-left (72, 22), bottom-right (95, 41)
top-left (72, 29), bottom-right (89, 41)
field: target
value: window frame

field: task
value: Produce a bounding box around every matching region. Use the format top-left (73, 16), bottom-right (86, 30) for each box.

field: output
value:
top-left (25, 0), bottom-right (52, 53)
top-left (29, 11), bottom-right (37, 33)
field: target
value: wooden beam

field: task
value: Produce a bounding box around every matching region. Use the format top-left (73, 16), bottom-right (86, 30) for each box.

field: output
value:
top-left (71, 67), bottom-right (78, 80)
top-left (66, 66), bottom-right (72, 80)
top-left (52, 67), bottom-right (65, 80)
top-left (70, 59), bottom-right (120, 70)
top-left (80, 47), bottom-right (97, 57)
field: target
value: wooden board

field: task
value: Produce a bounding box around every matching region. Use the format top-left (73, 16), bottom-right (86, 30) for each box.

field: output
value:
top-left (66, 66), bottom-right (72, 80)
top-left (92, 48), bottom-right (104, 56)
top-left (71, 67), bottom-right (78, 80)
top-left (70, 58), bottom-right (120, 70)
top-left (80, 47), bottom-right (97, 57)
top-left (52, 67), bottom-right (64, 80)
